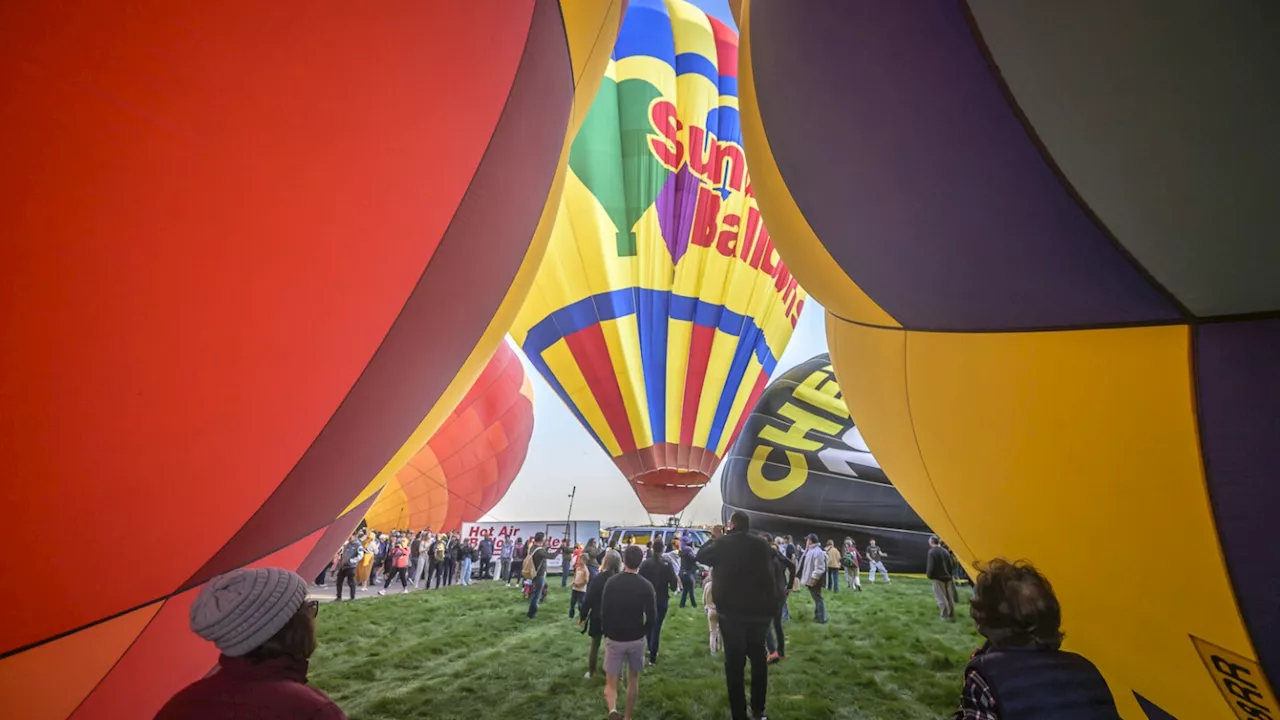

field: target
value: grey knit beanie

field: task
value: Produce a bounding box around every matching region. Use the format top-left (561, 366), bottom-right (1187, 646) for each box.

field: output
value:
top-left (189, 567), bottom-right (307, 657)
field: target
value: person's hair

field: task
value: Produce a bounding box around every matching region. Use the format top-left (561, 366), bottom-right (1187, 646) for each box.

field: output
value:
top-left (244, 605), bottom-right (315, 662)
top-left (623, 545), bottom-right (644, 570)
top-left (762, 532), bottom-right (773, 543)
top-left (970, 559), bottom-right (1065, 650)
top-left (929, 535), bottom-right (940, 546)
top-left (534, 532), bottom-right (545, 543)
top-left (843, 536), bottom-right (853, 546)
top-left (729, 511), bottom-right (750, 531)
top-left (824, 539), bottom-right (834, 548)
top-left (603, 549), bottom-right (623, 573)
top-left (650, 538), bottom-right (664, 554)
top-left (783, 535), bottom-right (791, 543)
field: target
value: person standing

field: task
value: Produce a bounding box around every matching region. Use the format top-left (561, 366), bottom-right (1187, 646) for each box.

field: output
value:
top-left (499, 535), bottom-right (515, 584)
top-left (601, 545), bottom-right (656, 720)
top-left (677, 538), bottom-right (699, 609)
top-left (926, 535), bottom-right (957, 621)
top-left (334, 537), bottom-right (363, 602)
top-left (444, 534), bottom-right (459, 587)
top-left (509, 536), bottom-right (526, 587)
top-left (825, 540), bottom-right (842, 593)
top-left (866, 539), bottom-right (891, 583)
top-left (357, 534), bottom-right (377, 591)
top-left (696, 511), bottom-right (781, 720)
top-left (478, 536), bottom-right (494, 580)
top-left (459, 540), bottom-right (474, 586)
top-left (561, 537), bottom-right (574, 588)
top-left (579, 549), bottom-right (622, 679)
top-left (525, 532), bottom-right (562, 618)
top-left (427, 534), bottom-right (446, 589)
top-left (570, 545), bottom-right (590, 618)
top-left (408, 532), bottom-right (423, 588)
top-left (842, 538), bottom-right (862, 591)
top-left (799, 534), bottom-right (829, 624)
top-left (637, 539), bottom-right (679, 665)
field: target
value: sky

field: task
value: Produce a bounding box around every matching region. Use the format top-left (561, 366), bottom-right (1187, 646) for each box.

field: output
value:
top-left (484, 0), bottom-right (779, 527)
top-left (485, 298), bottom-right (829, 527)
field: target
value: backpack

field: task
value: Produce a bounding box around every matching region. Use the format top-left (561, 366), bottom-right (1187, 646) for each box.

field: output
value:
top-left (521, 548), bottom-right (537, 580)
top-left (842, 551), bottom-right (857, 568)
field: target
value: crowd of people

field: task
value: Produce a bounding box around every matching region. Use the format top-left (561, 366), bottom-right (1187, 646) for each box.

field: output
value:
top-left (154, 516), bottom-right (1122, 720)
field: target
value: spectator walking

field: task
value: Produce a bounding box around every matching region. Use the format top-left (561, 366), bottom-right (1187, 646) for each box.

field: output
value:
top-left (334, 538), bottom-right (363, 602)
top-left (798, 534), bottom-right (829, 624)
top-left (379, 538), bottom-right (411, 595)
top-left (570, 545), bottom-right (590, 618)
top-left (926, 535), bottom-right (957, 621)
top-left (763, 533), bottom-right (795, 664)
top-left (525, 532), bottom-right (562, 618)
top-left (584, 538), bottom-right (602, 580)
top-left (601, 545), bottom-right (656, 720)
top-left (155, 568), bottom-right (348, 720)
top-left (867, 539), bottom-right (891, 583)
top-left (677, 538), bottom-right (699, 609)
top-left (579, 549), bottom-right (622, 679)
top-left (696, 511), bottom-right (781, 720)
top-left (825, 540), bottom-right (842, 593)
top-left (842, 538), bottom-right (862, 591)
top-left (952, 559), bottom-right (1120, 719)
top-left (637, 539), bottom-right (679, 665)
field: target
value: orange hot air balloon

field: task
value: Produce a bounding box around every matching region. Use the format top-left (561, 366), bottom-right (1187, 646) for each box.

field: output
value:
top-left (365, 340), bottom-right (536, 533)
top-left (0, 2), bottom-right (624, 718)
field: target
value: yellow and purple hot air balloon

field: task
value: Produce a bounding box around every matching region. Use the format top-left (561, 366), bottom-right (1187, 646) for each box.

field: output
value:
top-left (734, 2), bottom-right (1278, 718)
top-left (512, 0), bottom-right (804, 515)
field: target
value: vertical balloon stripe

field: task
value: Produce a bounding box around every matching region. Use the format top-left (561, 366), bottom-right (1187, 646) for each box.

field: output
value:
top-left (696, 329), bottom-right (738, 442)
top-left (638, 287), bottom-right (670, 443)
top-left (681, 323), bottom-right (716, 447)
top-left (719, 357), bottom-right (766, 456)
top-left (600, 313), bottom-right (653, 448)
top-left (529, 339), bottom-right (616, 455)
top-left (707, 328), bottom-right (759, 452)
top-left (564, 324), bottom-right (637, 453)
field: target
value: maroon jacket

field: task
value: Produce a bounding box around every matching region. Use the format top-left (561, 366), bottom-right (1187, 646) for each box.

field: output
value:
top-left (154, 655), bottom-right (346, 720)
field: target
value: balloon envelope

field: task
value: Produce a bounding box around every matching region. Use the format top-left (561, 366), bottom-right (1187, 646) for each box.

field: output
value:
top-left (720, 354), bottom-right (931, 573)
top-left (0, 2), bottom-right (622, 717)
top-left (364, 341), bottom-right (535, 533)
top-left (512, 0), bottom-right (805, 515)
top-left (735, 2), bottom-right (1279, 717)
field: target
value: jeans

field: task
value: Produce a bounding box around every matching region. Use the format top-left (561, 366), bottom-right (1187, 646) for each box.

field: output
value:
top-left (679, 571), bottom-right (697, 607)
top-left (411, 556), bottom-right (426, 585)
top-left (720, 616), bottom-right (770, 720)
top-left (808, 585), bottom-right (827, 622)
top-left (570, 589), bottom-right (586, 618)
top-left (427, 561), bottom-right (442, 588)
top-left (335, 566), bottom-right (357, 600)
top-left (869, 559), bottom-right (890, 582)
top-left (461, 557), bottom-right (473, 585)
top-left (561, 564), bottom-right (571, 587)
top-left (587, 565), bottom-right (598, 581)
top-left (764, 608), bottom-right (785, 657)
top-left (647, 601), bottom-right (669, 662)
top-left (500, 558), bottom-right (512, 582)
top-left (827, 568), bottom-right (840, 592)
top-left (527, 575), bottom-right (545, 617)
top-left (931, 579), bottom-right (956, 619)
top-left (444, 559), bottom-right (455, 586)
top-left (315, 561), bottom-right (331, 586)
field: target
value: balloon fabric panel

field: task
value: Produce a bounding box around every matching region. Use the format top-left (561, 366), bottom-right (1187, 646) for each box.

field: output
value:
top-left (512, 0), bottom-right (804, 515)
top-left (363, 341), bottom-right (535, 533)
top-left (735, 1), bottom-right (1279, 717)
top-left (0, 2), bottom-right (624, 717)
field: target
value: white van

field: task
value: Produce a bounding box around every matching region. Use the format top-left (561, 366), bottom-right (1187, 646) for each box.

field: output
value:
top-left (604, 526), bottom-right (712, 551)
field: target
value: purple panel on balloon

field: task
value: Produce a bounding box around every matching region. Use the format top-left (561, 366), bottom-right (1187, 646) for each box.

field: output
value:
top-left (1195, 318), bottom-right (1280, 687)
top-left (747, 2), bottom-right (1180, 330)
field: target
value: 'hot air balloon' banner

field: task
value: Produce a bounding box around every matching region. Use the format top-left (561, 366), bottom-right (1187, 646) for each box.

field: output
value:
top-left (512, 0), bottom-right (805, 515)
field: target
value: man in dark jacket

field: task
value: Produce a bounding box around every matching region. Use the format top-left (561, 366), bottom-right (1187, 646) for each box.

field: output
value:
top-left (696, 511), bottom-right (780, 720)
top-left (926, 535), bottom-right (956, 621)
top-left (677, 539), bottom-right (699, 608)
top-left (638, 539), bottom-right (679, 665)
top-left (601, 546), bottom-right (656, 720)
top-left (445, 535), bottom-right (460, 586)
top-left (334, 537), bottom-right (363, 602)
top-left (478, 536), bottom-right (494, 580)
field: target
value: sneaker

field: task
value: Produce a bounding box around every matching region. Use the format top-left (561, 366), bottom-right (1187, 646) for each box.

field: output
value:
top-left (378, 590), bottom-right (386, 596)
top-left (401, 588), bottom-right (410, 594)
top-left (766, 652), bottom-right (780, 665)
top-left (609, 711), bottom-right (622, 720)
top-left (583, 672), bottom-right (592, 679)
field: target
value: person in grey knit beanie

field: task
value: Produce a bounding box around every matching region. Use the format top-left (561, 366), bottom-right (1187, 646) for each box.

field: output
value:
top-left (156, 567), bottom-right (347, 719)
top-left (190, 567), bottom-right (309, 657)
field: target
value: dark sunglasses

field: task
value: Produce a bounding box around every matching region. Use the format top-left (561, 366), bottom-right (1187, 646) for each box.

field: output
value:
top-left (304, 600), bottom-right (320, 618)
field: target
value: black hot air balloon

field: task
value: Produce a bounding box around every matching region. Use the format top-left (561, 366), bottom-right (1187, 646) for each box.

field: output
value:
top-left (721, 353), bottom-right (932, 573)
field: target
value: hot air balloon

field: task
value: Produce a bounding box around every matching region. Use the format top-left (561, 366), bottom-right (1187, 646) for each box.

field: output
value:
top-left (511, 0), bottom-right (805, 515)
top-left (720, 354), bottom-right (932, 573)
top-left (733, 2), bottom-right (1279, 718)
top-left (364, 340), bottom-right (535, 533)
top-left (0, 2), bottom-right (624, 717)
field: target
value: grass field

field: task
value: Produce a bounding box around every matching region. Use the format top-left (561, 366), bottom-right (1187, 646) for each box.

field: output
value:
top-left (311, 576), bottom-right (982, 719)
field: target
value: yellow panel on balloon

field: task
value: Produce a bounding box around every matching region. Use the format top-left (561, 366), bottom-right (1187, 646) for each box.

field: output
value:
top-left (904, 324), bottom-right (1251, 720)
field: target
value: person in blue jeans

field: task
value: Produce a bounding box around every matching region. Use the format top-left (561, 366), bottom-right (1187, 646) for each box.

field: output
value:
top-left (526, 532), bottom-right (563, 619)
top-left (677, 538), bottom-right (699, 608)
top-left (638, 538), bottom-right (679, 664)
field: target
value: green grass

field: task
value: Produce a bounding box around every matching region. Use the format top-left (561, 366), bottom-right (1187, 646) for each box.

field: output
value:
top-left (311, 577), bottom-right (982, 719)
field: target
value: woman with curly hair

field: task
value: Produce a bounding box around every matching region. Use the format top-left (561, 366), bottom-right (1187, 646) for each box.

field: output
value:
top-left (953, 559), bottom-right (1119, 719)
